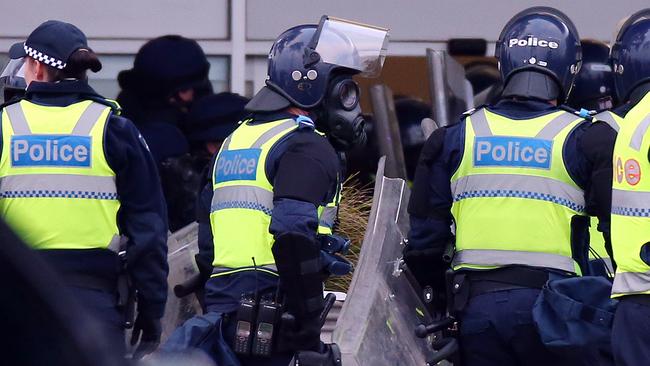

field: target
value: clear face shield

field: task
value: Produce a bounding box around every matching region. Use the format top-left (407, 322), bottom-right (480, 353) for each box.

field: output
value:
top-left (0, 58), bottom-right (27, 103)
top-left (313, 16), bottom-right (389, 77)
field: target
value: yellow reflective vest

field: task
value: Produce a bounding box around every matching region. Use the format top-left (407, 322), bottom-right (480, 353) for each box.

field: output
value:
top-left (450, 107), bottom-right (586, 273)
top-left (0, 100), bottom-right (120, 250)
top-left (611, 93), bottom-right (650, 298)
top-left (210, 117), bottom-right (335, 276)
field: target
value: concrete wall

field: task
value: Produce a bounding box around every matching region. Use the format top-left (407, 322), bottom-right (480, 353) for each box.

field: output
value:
top-left (1, 0), bottom-right (648, 96)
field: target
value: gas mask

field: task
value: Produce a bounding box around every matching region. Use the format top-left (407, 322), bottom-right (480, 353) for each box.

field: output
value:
top-left (317, 75), bottom-right (366, 151)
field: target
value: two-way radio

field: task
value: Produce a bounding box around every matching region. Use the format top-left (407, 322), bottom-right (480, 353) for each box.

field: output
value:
top-left (233, 294), bottom-right (257, 355)
top-left (234, 257), bottom-right (283, 357)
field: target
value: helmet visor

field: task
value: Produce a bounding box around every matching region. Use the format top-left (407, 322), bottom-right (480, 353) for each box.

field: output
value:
top-left (313, 16), bottom-right (389, 77)
top-left (0, 58), bottom-right (27, 89)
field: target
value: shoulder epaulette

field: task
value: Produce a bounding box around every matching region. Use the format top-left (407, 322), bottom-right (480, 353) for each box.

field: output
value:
top-left (88, 97), bottom-right (122, 115)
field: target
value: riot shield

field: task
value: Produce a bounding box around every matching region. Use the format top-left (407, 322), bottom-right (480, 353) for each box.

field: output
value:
top-left (421, 117), bottom-right (438, 140)
top-left (370, 84), bottom-right (408, 180)
top-left (333, 157), bottom-right (445, 365)
top-left (426, 49), bottom-right (474, 127)
top-left (161, 223), bottom-right (202, 341)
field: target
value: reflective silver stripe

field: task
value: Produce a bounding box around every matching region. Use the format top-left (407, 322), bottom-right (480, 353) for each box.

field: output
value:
top-left (5, 103), bottom-right (32, 135)
top-left (251, 120), bottom-right (297, 148)
top-left (221, 135), bottom-right (232, 151)
top-left (451, 173), bottom-right (585, 212)
top-left (211, 185), bottom-right (274, 215)
top-left (611, 189), bottom-right (650, 217)
top-left (0, 174), bottom-right (117, 194)
top-left (71, 102), bottom-right (108, 135)
top-left (612, 270), bottom-right (650, 296)
top-left (5, 101), bottom-right (107, 136)
top-left (630, 112), bottom-right (650, 151)
top-left (470, 109), bottom-right (579, 139)
top-left (319, 206), bottom-right (338, 228)
top-left (469, 108), bottom-right (493, 137)
top-left (594, 111), bottom-right (620, 132)
top-left (453, 249), bottom-right (576, 273)
top-left (211, 265), bottom-right (278, 277)
top-left (535, 112), bottom-right (581, 140)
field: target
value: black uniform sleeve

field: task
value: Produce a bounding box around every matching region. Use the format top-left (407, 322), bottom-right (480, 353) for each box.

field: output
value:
top-left (104, 115), bottom-right (169, 319)
top-left (270, 131), bottom-right (339, 239)
top-left (407, 126), bottom-right (457, 250)
top-left (196, 160), bottom-right (216, 280)
top-left (405, 126), bottom-right (457, 304)
top-left (579, 121), bottom-right (617, 262)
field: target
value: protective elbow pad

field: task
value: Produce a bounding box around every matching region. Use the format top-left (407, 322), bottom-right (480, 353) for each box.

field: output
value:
top-left (272, 232), bottom-right (324, 319)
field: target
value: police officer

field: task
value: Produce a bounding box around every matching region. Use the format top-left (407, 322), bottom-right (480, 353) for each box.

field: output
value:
top-left (164, 16), bottom-right (388, 365)
top-left (118, 36), bottom-right (214, 230)
top-left (404, 7), bottom-right (613, 365)
top-left (608, 9), bottom-right (650, 365)
top-left (0, 21), bottom-right (169, 358)
top-left (566, 39), bottom-right (619, 277)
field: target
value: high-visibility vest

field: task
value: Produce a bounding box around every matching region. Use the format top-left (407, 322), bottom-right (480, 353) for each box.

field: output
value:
top-left (587, 111), bottom-right (622, 274)
top-left (318, 181), bottom-right (341, 236)
top-left (450, 107), bottom-right (586, 273)
top-left (610, 92), bottom-right (650, 298)
top-left (0, 100), bottom-right (120, 250)
top-left (209, 116), bottom-right (334, 276)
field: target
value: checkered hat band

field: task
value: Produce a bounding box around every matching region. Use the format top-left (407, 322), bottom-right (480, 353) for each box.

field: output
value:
top-left (24, 44), bottom-right (67, 70)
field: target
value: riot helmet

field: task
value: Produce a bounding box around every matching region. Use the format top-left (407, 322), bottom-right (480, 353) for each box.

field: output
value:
top-left (246, 16), bottom-right (389, 150)
top-left (496, 7), bottom-right (582, 102)
top-left (611, 9), bottom-right (650, 103)
top-left (567, 40), bottom-right (615, 112)
top-left (0, 53), bottom-right (26, 103)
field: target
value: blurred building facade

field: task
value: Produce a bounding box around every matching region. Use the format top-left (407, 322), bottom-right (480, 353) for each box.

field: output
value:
top-left (0, 0), bottom-right (645, 100)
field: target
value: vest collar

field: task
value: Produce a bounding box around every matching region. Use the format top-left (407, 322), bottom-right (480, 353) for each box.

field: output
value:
top-left (24, 80), bottom-right (102, 107)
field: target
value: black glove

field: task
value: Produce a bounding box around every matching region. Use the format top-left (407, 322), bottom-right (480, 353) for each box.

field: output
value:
top-left (293, 343), bottom-right (342, 366)
top-left (130, 313), bottom-right (162, 359)
top-left (277, 314), bottom-right (323, 353)
top-left (403, 245), bottom-right (448, 312)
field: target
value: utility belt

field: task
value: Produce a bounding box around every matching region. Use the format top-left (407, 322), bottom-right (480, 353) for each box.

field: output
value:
top-left (620, 294), bottom-right (650, 308)
top-left (450, 266), bottom-right (550, 314)
top-left (62, 251), bottom-right (136, 329)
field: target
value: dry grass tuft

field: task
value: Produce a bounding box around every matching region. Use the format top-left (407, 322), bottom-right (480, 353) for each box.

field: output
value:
top-left (325, 175), bottom-right (374, 292)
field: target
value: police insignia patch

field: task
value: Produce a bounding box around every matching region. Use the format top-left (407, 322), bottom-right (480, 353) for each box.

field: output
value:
top-left (214, 148), bottom-right (261, 183)
top-left (473, 136), bottom-right (552, 169)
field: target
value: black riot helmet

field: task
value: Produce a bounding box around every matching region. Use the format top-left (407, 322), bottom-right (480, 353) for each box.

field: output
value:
top-left (567, 40), bottom-right (615, 112)
top-left (246, 16), bottom-right (389, 150)
top-left (496, 7), bottom-right (582, 102)
top-left (611, 9), bottom-right (650, 104)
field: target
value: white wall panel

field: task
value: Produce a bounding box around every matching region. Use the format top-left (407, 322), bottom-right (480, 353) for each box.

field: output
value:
top-left (0, 0), bottom-right (229, 40)
top-left (246, 0), bottom-right (646, 42)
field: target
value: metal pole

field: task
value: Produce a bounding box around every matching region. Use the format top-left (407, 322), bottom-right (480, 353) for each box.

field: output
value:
top-left (369, 84), bottom-right (408, 180)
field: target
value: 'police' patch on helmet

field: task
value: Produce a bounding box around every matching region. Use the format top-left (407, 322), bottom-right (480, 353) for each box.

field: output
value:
top-left (11, 135), bottom-right (92, 167)
top-left (473, 136), bottom-right (552, 169)
top-left (214, 148), bottom-right (261, 183)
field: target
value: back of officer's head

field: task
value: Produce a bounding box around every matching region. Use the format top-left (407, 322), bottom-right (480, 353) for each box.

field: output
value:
top-left (12, 20), bottom-right (102, 85)
top-left (611, 9), bottom-right (650, 104)
top-left (496, 7), bottom-right (581, 104)
top-left (30, 49), bottom-right (102, 83)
